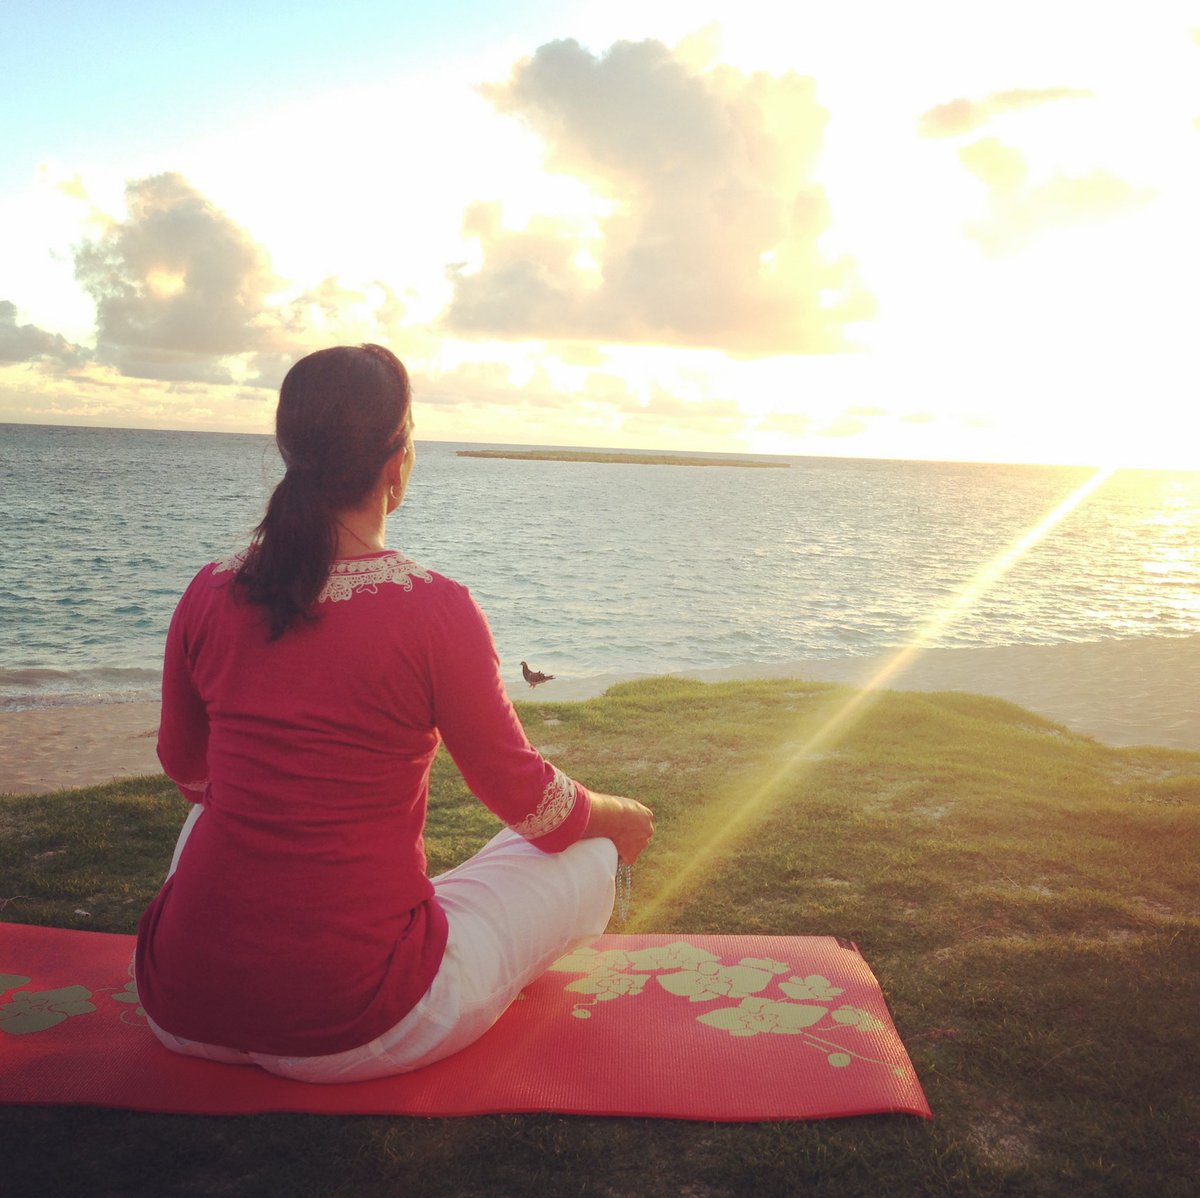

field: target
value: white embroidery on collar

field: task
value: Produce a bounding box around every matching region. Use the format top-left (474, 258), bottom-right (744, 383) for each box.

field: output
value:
top-left (509, 766), bottom-right (578, 841)
top-left (212, 549), bottom-right (433, 603)
top-left (318, 554), bottom-right (434, 603)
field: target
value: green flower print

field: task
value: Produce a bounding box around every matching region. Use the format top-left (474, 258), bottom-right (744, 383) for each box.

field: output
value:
top-left (623, 943), bottom-right (720, 972)
top-left (831, 1004), bottom-right (886, 1032)
top-left (0, 985), bottom-right (96, 1035)
top-left (778, 974), bottom-right (845, 1002)
top-left (657, 961), bottom-right (777, 1003)
top-left (564, 966), bottom-right (652, 1019)
top-left (697, 997), bottom-right (829, 1037)
top-left (549, 946), bottom-right (634, 974)
top-left (739, 958), bottom-right (792, 976)
top-left (550, 941), bottom-right (723, 977)
top-left (565, 971), bottom-right (650, 1003)
top-left (110, 978), bottom-right (147, 1023)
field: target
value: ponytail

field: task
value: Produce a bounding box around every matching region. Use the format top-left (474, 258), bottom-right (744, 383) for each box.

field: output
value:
top-left (237, 472), bottom-right (338, 640)
top-left (235, 344), bottom-right (410, 640)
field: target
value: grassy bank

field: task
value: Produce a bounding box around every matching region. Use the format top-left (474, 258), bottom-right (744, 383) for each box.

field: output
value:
top-left (2, 677), bottom-right (1197, 1197)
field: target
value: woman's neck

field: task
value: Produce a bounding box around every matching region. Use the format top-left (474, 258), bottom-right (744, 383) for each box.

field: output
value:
top-left (333, 501), bottom-right (387, 558)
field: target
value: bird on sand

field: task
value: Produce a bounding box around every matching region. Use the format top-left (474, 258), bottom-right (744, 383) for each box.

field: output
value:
top-left (521, 661), bottom-right (555, 688)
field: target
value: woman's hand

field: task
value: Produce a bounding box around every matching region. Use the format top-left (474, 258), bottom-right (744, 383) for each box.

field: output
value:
top-left (582, 792), bottom-right (655, 864)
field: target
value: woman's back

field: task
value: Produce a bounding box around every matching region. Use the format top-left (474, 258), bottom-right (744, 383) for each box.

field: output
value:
top-left (137, 549), bottom-right (461, 1055)
top-left (135, 344), bottom-right (651, 1081)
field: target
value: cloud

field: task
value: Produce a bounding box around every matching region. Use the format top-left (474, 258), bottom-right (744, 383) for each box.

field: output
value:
top-left (755, 409), bottom-right (813, 438)
top-left (70, 173), bottom-right (409, 386)
top-left (755, 400), bottom-right (899, 443)
top-left (958, 138), bottom-right (1155, 254)
top-left (0, 301), bottom-right (90, 366)
top-left (417, 359), bottom-right (519, 411)
top-left (918, 87), bottom-right (1093, 138)
top-left (958, 138), bottom-right (1029, 195)
top-left (378, 346), bottom-right (753, 451)
top-left (820, 410), bottom-right (871, 439)
top-left (917, 81), bottom-right (1156, 255)
top-left (0, 359), bottom-right (273, 433)
top-left (247, 275), bottom-right (408, 388)
top-left (73, 173), bottom-right (278, 382)
top-left (615, 387), bottom-right (742, 425)
top-left (447, 37), bottom-right (872, 355)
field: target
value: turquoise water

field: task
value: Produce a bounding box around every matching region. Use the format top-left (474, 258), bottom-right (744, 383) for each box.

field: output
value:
top-left (2, 423), bottom-right (1199, 710)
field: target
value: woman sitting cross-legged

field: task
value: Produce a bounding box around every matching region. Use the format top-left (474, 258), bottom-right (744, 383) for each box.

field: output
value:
top-left (135, 343), bottom-right (654, 1083)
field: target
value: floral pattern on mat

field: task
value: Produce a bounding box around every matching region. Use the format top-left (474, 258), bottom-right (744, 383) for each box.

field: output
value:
top-left (1, 940), bottom-right (898, 1077)
top-left (0, 960), bottom-right (146, 1035)
top-left (0, 984), bottom-right (96, 1035)
top-left (548, 941), bottom-right (905, 1078)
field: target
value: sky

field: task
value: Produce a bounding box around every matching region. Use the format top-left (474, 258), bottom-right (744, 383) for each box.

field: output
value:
top-left (2, 0), bottom-right (1197, 467)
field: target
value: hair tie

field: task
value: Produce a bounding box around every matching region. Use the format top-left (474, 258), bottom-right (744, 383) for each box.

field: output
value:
top-left (281, 450), bottom-right (320, 478)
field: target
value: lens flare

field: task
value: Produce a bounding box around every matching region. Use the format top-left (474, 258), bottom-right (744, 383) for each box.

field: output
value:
top-left (630, 465), bottom-right (1117, 928)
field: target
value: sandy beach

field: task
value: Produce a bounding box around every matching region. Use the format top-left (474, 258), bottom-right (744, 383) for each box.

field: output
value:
top-left (2, 634), bottom-right (1197, 796)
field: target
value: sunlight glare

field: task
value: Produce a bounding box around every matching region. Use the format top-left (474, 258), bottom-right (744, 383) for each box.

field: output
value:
top-left (631, 465), bottom-right (1117, 926)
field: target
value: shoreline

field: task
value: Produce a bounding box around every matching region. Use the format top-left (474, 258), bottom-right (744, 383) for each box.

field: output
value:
top-left (2, 634), bottom-right (1197, 795)
top-left (509, 633), bottom-right (1200, 755)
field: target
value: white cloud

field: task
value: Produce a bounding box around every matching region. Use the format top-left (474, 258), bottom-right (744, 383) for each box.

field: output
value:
top-left (918, 88), bottom-right (1093, 139)
top-left (73, 173), bottom-right (278, 381)
top-left (65, 173), bottom-right (411, 388)
top-left (0, 300), bottom-right (89, 366)
top-left (958, 141), bottom-right (1156, 255)
top-left (447, 36), bottom-right (873, 354)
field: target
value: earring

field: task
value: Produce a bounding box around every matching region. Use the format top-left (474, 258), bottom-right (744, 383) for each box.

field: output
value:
top-left (389, 484), bottom-right (400, 501)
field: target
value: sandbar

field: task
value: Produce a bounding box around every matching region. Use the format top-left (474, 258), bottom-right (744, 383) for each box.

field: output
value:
top-left (457, 450), bottom-right (786, 468)
top-left (2, 634), bottom-right (1197, 796)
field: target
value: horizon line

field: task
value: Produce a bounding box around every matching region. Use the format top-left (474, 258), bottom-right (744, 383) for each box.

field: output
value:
top-left (1, 417), bottom-right (1195, 474)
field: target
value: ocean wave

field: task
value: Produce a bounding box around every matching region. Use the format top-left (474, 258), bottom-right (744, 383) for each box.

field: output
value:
top-left (0, 666), bottom-right (161, 712)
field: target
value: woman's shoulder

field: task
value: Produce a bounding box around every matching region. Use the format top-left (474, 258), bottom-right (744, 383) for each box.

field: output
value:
top-left (208, 547), bottom-right (249, 580)
top-left (185, 547), bottom-right (471, 616)
top-left (319, 550), bottom-right (441, 605)
top-left (197, 547), bottom-right (448, 594)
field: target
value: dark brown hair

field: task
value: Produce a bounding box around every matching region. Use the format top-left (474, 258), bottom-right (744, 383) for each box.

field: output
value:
top-left (236, 344), bottom-right (411, 639)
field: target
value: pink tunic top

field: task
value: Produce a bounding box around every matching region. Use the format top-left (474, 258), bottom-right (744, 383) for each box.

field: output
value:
top-left (135, 549), bottom-right (590, 1057)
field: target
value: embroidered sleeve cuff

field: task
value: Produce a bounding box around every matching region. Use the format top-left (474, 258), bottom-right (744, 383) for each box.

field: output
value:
top-left (507, 765), bottom-right (588, 850)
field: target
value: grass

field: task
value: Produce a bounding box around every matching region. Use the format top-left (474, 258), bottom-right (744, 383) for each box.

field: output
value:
top-left (2, 676), bottom-right (1198, 1197)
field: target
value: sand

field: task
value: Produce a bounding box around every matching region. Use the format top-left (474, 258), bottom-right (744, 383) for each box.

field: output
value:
top-left (3, 634), bottom-right (1198, 795)
top-left (1, 701), bottom-right (163, 797)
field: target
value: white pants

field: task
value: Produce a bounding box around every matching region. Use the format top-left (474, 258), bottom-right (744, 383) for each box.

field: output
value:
top-left (146, 808), bottom-right (618, 1083)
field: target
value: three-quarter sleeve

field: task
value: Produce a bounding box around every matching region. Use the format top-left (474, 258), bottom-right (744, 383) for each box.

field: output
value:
top-left (429, 582), bottom-right (590, 852)
top-left (156, 572), bottom-right (210, 800)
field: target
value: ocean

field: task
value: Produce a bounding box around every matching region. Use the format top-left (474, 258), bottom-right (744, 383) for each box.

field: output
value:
top-left (2, 422), bottom-right (1199, 712)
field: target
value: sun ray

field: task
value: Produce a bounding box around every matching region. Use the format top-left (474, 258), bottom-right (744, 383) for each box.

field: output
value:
top-left (630, 465), bottom-right (1118, 928)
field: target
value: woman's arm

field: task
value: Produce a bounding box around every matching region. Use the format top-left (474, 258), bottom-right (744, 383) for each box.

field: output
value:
top-left (430, 583), bottom-right (652, 856)
top-left (156, 577), bottom-right (210, 800)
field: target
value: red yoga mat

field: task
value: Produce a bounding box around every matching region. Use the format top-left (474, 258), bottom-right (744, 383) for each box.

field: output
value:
top-left (0, 922), bottom-right (930, 1121)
